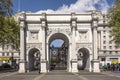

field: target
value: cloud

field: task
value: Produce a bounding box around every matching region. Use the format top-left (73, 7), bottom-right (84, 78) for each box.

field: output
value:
top-left (36, 0), bottom-right (111, 13)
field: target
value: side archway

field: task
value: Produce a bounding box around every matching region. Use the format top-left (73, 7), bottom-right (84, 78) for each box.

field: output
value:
top-left (77, 48), bottom-right (90, 70)
top-left (27, 48), bottom-right (41, 71)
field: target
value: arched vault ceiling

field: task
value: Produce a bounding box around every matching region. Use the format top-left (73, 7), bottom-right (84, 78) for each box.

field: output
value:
top-left (49, 33), bottom-right (69, 45)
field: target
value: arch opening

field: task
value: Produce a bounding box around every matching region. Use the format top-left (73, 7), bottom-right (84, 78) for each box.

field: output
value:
top-left (48, 33), bottom-right (69, 70)
top-left (77, 48), bottom-right (90, 70)
top-left (28, 48), bottom-right (40, 71)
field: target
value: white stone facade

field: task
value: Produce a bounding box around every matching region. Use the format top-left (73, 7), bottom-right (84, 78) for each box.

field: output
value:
top-left (15, 11), bottom-right (120, 73)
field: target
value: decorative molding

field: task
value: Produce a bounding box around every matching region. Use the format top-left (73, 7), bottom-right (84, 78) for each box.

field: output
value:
top-left (26, 43), bottom-right (42, 50)
top-left (47, 27), bottom-right (71, 36)
top-left (76, 43), bottom-right (92, 51)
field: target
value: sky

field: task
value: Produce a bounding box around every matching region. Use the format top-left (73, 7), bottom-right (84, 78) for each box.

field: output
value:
top-left (13, 0), bottom-right (114, 13)
top-left (12, 0), bottom-right (114, 47)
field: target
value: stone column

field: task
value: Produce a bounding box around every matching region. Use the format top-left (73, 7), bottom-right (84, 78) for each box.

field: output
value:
top-left (40, 13), bottom-right (47, 73)
top-left (68, 43), bottom-right (72, 72)
top-left (70, 13), bottom-right (78, 72)
top-left (92, 12), bottom-right (100, 72)
top-left (89, 54), bottom-right (92, 72)
top-left (46, 43), bottom-right (49, 72)
top-left (19, 21), bottom-right (26, 73)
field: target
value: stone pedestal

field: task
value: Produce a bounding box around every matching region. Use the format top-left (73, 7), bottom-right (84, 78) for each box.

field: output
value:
top-left (19, 61), bottom-right (26, 73)
top-left (92, 60), bottom-right (100, 72)
top-left (41, 60), bottom-right (47, 73)
top-left (71, 60), bottom-right (78, 72)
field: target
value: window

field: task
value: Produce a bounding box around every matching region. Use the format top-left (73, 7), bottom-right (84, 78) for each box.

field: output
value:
top-left (2, 53), bottom-right (5, 56)
top-left (109, 46), bottom-right (112, 49)
top-left (109, 51), bottom-right (112, 54)
top-left (103, 36), bottom-right (106, 39)
top-left (115, 51), bottom-right (118, 54)
top-left (109, 31), bottom-right (111, 33)
top-left (109, 35), bottom-right (112, 39)
top-left (104, 51), bottom-right (106, 54)
top-left (103, 46), bottom-right (106, 49)
top-left (109, 41), bottom-right (112, 44)
top-left (103, 41), bottom-right (106, 44)
top-left (101, 58), bottom-right (106, 61)
top-left (103, 26), bottom-right (105, 29)
top-left (103, 31), bottom-right (106, 34)
top-left (115, 46), bottom-right (118, 49)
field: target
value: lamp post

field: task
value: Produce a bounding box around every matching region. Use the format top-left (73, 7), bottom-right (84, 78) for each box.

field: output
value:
top-left (11, 52), bottom-right (14, 69)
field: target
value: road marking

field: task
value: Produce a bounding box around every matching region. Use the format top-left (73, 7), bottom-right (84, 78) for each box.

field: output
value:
top-left (33, 73), bottom-right (46, 80)
top-left (73, 73), bottom-right (89, 80)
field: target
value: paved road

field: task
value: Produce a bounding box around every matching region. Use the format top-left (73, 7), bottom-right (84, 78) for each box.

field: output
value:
top-left (0, 70), bottom-right (120, 80)
top-left (40, 70), bottom-right (120, 80)
top-left (0, 71), bottom-right (44, 80)
top-left (76, 71), bottom-right (120, 80)
top-left (41, 70), bottom-right (81, 80)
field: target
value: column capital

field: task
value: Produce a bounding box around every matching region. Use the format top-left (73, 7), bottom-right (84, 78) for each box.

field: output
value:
top-left (92, 11), bottom-right (98, 21)
top-left (92, 20), bottom-right (98, 29)
top-left (40, 13), bottom-right (47, 30)
top-left (19, 12), bottom-right (26, 21)
top-left (71, 12), bottom-right (77, 29)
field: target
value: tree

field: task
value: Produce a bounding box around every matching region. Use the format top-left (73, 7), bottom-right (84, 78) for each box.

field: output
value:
top-left (0, 0), bottom-right (13, 16)
top-left (109, 0), bottom-right (120, 46)
top-left (0, 0), bottom-right (20, 50)
top-left (0, 17), bottom-right (20, 50)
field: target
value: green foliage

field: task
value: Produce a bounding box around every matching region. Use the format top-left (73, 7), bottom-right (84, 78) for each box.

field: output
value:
top-left (109, 0), bottom-right (120, 46)
top-left (0, 17), bottom-right (20, 50)
top-left (0, 0), bottom-right (13, 16)
top-left (0, 0), bottom-right (20, 50)
top-left (51, 57), bottom-right (57, 63)
top-left (2, 17), bottom-right (20, 49)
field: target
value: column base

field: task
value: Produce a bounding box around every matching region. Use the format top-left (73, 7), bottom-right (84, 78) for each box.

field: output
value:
top-left (92, 60), bottom-right (100, 72)
top-left (41, 59), bottom-right (47, 73)
top-left (71, 60), bottom-right (78, 73)
top-left (18, 62), bottom-right (26, 73)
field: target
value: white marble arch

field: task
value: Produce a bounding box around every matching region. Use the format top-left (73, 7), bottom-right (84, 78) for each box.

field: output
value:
top-left (18, 11), bottom-right (101, 73)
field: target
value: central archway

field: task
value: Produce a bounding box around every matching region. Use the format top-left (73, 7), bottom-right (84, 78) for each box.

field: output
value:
top-left (48, 33), bottom-right (69, 70)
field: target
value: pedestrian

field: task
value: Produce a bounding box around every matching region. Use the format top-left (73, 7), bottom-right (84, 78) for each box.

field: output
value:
top-left (38, 63), bottom-right (40, 74)
top-left (113, 64), bottom-right (115, 72)
top-left (103, 63), bottom-right (107, 71)
top-left (107, 63), bottom-right (110, 71)
top-left (119, 63), bottom-right (120, 72)
top-left (115, 64), bottom-right (118, 72)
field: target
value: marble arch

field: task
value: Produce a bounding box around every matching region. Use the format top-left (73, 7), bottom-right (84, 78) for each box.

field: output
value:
top-left (17, 11), bottom-right (101, 73)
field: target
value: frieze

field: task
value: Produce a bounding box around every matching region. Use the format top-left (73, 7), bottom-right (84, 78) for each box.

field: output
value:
top-left (47, 27), bottom-right (71, 36)
top-left (48, 24), bottom-right (70, 27)
top-left (26, 43), bottom-right (42, 50)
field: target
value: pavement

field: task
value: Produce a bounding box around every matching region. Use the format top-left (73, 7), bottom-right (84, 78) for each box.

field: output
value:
top-left (0, 70), bottom-right (120, 80)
